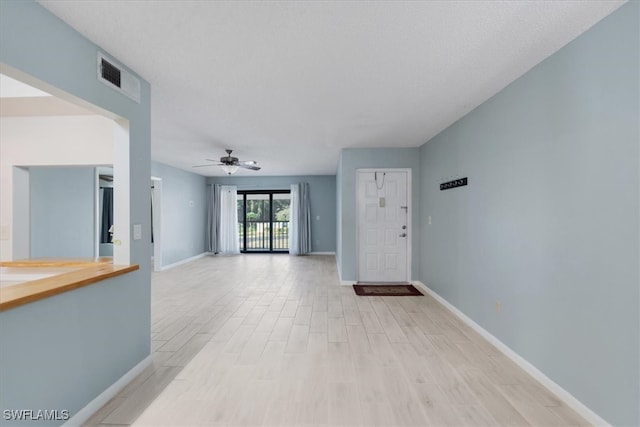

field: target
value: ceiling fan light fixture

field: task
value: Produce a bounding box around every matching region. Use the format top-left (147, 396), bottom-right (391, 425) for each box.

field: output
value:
top-left (221, 165), bottom-right (239, 175)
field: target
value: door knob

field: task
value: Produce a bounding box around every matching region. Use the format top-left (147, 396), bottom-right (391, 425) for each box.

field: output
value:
top-left (401, 225), bottom-right (407, 230)
top-left (399, 233), bottom-right (406, 237)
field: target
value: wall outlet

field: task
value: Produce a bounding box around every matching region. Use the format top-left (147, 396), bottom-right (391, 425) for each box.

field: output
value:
top-left (495, 300), bottom-right (502, 313)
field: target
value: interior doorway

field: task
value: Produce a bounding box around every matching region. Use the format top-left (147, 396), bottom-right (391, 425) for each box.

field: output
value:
top-left (0, 68), bottom-right (130, 264)
top-left (356, 169), bottom-right (411, 282)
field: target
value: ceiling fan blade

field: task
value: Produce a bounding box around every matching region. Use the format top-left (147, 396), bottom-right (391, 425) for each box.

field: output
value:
top-left (238, 163), bottom-right (261, 171)
top-left (192, 163), bottom-right (222, 168)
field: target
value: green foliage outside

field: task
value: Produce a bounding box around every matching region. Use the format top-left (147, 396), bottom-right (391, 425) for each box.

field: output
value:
top-left (275, 206), bottom-right (289, 222)
top-left (237, 196), bottom-right (290, 236)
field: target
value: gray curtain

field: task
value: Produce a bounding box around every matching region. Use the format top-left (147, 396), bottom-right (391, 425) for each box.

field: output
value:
top-left (289, 182), bottom-right (312, 255)
top-left (100, 187), bottom-right (114, 243)
top-left (207, 184), bottom-right (221, 253)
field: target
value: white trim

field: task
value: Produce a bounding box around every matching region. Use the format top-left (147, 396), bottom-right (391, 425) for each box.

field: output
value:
top-left (335, 257), bottom-right (356, 286)
top-left (356, 168), bottom-right (412, 283)
top-left (161, 252), bottom-right (207, 271)
top-left (356, 168), bottom-right (413, 173)
top-left (310, 251), bottom-right (336, 255)
top-left (112, 119), bottom-right (130, 265)
top-left (64, 355), bottom-right (152, 427)
top-left (94, 168), bottom-right (100, 259)
top-left (412, 281), bottom-right (611, 427)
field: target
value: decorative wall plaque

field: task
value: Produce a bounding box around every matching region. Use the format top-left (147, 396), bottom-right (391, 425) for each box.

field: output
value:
top-left (440, 177), bottom-right (468, 191)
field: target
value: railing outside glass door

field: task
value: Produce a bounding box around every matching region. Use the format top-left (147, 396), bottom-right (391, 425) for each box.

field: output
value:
top-left (238, 191), bottom-right (290, 252)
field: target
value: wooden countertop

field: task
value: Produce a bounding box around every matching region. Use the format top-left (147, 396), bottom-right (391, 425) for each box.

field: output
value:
top-left (0, 260), bottom-right (139, 311)
top-left (0, 257), bottom-right (113, 268)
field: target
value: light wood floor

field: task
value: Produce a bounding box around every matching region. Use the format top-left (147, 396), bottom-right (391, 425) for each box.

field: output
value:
top-left (85, 254), bottom-right (589, 427)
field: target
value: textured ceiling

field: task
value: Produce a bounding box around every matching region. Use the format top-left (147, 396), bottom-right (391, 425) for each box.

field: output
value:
top-left (38, 0), bottom-right (624, 176)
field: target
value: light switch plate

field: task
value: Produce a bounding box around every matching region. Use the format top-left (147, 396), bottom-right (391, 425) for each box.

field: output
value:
top-left (133, 223), bottom-right (142, 240)
top-left (379, 197), bottom-right (385, 207)
top-left (0, 225), bottom-right (9, 240)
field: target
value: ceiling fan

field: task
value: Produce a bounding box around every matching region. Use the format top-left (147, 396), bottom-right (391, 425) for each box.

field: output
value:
top-left (192, 149), bottom-right (261, 175)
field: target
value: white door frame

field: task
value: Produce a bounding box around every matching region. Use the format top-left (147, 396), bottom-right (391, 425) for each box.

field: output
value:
top-left (355, 168), bottom-right (412, 283)
top-left (151, 176), bottom-right (162, 272)
top-left (94, 167), bottom-right (100, 259)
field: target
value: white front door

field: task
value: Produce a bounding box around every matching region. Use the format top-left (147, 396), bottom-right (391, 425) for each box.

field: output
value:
top-left (357, 170), bottom-right (409, 283)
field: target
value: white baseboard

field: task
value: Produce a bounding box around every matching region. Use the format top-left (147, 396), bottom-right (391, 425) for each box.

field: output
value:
top-left (161, 252), bottom-right (207, 271)
top-left (310, 251), bottom-right (336, 255)
top-left (64, 355), bottom-right (153, 426)
top-left (335, 260), bottom-right (355, 286)
top-left (411, 281), bottom-right (611, 427)
top-left (339, 275), bottom-right (356, 285)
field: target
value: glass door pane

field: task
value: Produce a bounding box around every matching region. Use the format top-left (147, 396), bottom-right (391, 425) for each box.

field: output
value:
top-left (272, 193), bottom-right (290, 251)
top-left (245, 193), bottom-right (270, 251)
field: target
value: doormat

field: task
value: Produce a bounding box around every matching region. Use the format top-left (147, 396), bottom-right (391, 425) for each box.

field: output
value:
top-left (353, 283), bottom-right (423, 296)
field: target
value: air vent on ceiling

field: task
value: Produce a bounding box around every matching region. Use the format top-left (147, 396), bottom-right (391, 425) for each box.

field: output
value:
top-left (97, 52), bottom-right (141, 103)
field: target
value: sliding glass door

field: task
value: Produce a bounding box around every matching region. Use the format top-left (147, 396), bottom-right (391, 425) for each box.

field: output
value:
top-left (238, 190), bottom-right (290, 253)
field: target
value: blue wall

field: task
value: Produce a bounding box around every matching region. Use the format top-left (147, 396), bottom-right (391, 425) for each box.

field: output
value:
top-left (30, 167), bottom-right (95, 258)
top-left (335, 156), bottom-right (343, 270)
top-left (419, 3), bottom-right (639, 426)
top-left (152, 162), bottom-right (207, 266)
top-left (0, 1), bottom-right (151, 425)
top-left (336, 148), bottom-right (420, 282)
top-left (208, 175), bottom-right (336, 253)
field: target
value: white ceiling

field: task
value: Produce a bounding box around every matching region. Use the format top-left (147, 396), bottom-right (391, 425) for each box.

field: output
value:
top-left (0, 74), bottom-right (51, 98)
top-left (38, 0), bottom-right (624, 177)
top-left (0, 73), bottom-right (96, 117)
